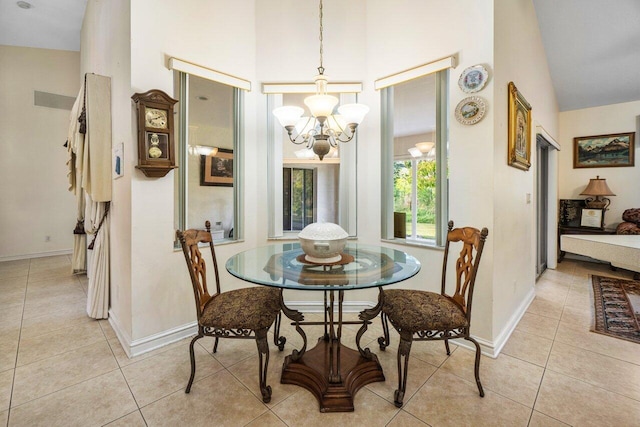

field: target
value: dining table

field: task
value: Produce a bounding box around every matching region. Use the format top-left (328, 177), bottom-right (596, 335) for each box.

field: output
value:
top-left (225, 242), bottom-right (420, 412)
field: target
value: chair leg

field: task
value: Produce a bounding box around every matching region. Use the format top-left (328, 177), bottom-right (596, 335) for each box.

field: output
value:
top-left (255, 328), bottom-right (272, 403)
top-left (185, 333), bottom-right (203, 393)
top-left (212, 337), bottom-right (219, 354)
top-left (394, 334), bottom-right (413, 408)
top-left (465, 336), bottom-right (485, 397)
top-left (378, 312), bottom-right (391, 350)
top-left (273, 312), bottom-right (286, 351)
top-left (444, 338), bottom-right (451, 355)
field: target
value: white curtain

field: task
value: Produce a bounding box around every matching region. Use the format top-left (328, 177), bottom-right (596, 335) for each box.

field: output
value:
top-left (85, 197), bottom-right (110, 318)
top-left (67, 73), bottom-right (112, 319)
top-left (67, 80), bottom-right (87, 274)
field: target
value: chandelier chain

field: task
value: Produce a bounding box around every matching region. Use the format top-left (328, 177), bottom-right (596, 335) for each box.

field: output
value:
top-left (318, 0), bottom-right (324, 75)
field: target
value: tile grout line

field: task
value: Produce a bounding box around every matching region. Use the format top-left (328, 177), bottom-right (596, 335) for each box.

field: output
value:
top-left (5, 261), bottom-right (31, 426)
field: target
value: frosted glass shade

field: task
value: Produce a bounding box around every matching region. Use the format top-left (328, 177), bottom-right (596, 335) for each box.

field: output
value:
top-left (415, 142), bottom-right (435, 153)
top-left (338, 103), bottom-right (369, 125)
top-left (304, 94), bottom-right (339, 118)
top-left (273, 106), bottom-right (304, 128)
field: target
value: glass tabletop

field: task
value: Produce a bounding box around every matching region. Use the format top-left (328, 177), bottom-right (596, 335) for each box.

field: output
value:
top-left (225, 242), bottom-right (421, 291)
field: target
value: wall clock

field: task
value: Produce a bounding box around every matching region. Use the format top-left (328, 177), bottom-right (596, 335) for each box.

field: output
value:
top-left (131, 89), bottom-right (178, 177)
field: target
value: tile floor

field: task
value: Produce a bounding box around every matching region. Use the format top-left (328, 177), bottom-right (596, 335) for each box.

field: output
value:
top-left (1, 255), bottom-right (640, 426)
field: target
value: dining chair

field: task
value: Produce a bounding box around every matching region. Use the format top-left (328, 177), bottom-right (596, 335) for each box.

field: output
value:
top-left (177, 221), bottom-right (286, 403)
top-left (378, 220), bottom-right (489, 407)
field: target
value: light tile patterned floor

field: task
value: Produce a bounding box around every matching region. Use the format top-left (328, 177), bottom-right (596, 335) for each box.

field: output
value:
top-left (1, 255), bottom-right (639, 426)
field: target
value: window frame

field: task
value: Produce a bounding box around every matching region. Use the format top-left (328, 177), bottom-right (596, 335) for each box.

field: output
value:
top-left (263, 82), bottom-right (362, 239)
top-left (378, 57), bottom-right (453, 247)
top-left (170, 58), bottom-right (249, 243)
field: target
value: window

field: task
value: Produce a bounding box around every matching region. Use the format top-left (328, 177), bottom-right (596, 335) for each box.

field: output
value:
top-left (394, 157), bottom-right (437, 239)
top-left (263, 83), bottom-right (361, 238)
top-left (283, 167), bottom-right (315, 231)
top-left (377, 57), bottom-right (452, 246)
top-left (171, 58), bottom-right (249, 242)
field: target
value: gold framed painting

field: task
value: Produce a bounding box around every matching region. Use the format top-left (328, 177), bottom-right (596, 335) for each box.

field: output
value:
top-left (507, 82), bottom-right (532, 171)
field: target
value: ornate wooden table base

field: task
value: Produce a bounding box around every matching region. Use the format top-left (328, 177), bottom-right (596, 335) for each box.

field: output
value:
top-left (281, 337), bottom-right (385, 412)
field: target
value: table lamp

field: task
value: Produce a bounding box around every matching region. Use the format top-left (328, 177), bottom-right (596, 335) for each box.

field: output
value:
top-left (580, 175), bottom-right (615, 209)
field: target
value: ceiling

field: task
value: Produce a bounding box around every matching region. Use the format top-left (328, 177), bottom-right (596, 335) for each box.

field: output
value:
top-left (533, 0), bottom-right (640, 111)
top-left (1, 0), bottom-right (639, 112)
top-left (0, 0), bottom-right (87, 51)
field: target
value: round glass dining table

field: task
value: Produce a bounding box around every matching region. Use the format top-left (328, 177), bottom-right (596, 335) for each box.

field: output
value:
top-left (226, 242), bottom-right (420, 412)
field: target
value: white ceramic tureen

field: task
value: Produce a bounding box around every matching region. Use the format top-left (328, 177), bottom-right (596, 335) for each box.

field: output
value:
top-left (298, 222), bottom-right (348, 264)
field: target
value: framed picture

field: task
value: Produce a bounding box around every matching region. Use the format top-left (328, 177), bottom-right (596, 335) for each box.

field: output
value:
top-left (580, 208), bottom-right (604, 229)
top-left (507, 82), bottom-right (532, 171)
top-left (200, 148), bottom-right (233, 187)
top-left (559, 199), bottom-right (585, 227)
top-left (573, 132), bottom-right (635, 168)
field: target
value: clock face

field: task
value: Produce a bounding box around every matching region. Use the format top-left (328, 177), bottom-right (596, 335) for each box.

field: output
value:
top-left (145, 107), bottom-right (168, 129)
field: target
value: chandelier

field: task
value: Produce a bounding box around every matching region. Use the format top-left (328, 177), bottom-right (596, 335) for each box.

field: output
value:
top-left (272, 0), bottom-right (369, 161)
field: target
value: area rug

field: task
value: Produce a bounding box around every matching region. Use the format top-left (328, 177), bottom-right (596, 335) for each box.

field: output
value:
top-left (591, 275), bottom-right (640, 344)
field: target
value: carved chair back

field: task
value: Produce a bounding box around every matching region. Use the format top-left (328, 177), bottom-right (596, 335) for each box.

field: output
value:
top-left (440, 220), bottom-right (488, 323)
top-left (176, 221), bottom-right (222, 320)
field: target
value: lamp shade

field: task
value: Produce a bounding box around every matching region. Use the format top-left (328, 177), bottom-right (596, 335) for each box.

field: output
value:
top-left (415, 141), bottom-right (435, 153)
top-left (273, 106), bottom-right (304, 128)
top-left (337, 103), bottom-right (369, 125)
top-left (580, 176), bottom-right (615, 196)
top-left (304, 94), bottom-right (339, 118)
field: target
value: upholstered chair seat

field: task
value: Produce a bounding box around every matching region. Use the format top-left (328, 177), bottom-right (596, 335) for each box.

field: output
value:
top-left (200, 287), bottom-right (281, 330)
top-left (382, 289), bottom-right (469, 332)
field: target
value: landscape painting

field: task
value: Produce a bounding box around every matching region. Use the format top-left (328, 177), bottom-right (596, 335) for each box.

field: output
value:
top-left (573, 132), bottom-right (635, 168)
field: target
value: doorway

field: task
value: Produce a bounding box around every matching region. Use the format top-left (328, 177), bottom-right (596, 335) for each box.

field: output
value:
top-left (536, 136), bottom-right (550, 277)
top-left (535, 126), bottom-right (560, 278)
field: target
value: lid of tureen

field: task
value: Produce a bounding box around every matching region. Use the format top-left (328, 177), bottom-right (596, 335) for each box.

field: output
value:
top-left (298, 222), bottom-right (348, 240)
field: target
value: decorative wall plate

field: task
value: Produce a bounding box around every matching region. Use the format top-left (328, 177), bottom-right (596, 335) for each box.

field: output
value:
top-left (458, 65), bottom-right (489, 93)
top-left (455, 96), bottom-right (486, 125)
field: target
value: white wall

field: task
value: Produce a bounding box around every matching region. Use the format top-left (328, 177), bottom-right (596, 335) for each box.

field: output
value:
top-left (559, 100), bottom-right (640, 227)
top-left (81, 0), bottom-right (133, 340)
top-left (492, 0), bottom-right (559, 344)
top-left (364, 0), bottom-right (497, 342)
top-left (78, 0), bottom-right (560, 355)
top-left (0, 45), bottom-right (79, 260)
top-left (128, 0), bottom-right (259, 341)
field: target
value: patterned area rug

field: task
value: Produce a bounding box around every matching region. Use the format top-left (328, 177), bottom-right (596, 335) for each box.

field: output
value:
top-left (591, 275), bottom-right (640, 344)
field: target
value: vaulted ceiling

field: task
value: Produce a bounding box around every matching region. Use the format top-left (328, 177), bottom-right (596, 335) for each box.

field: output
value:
top-left (1, 0), bottom-right (639, 112)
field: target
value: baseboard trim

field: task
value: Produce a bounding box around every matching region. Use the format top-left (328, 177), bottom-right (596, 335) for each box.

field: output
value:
top-left (0, 249), bottom-right (73, 262)
top-left (108, 309), bottom-right (198, 358)
top-left (129, 322), bottom-right (198, 357)
top-left (107, 310), bottom-right (133, 357)
top-left (489, 287), bottom-right (535, 357)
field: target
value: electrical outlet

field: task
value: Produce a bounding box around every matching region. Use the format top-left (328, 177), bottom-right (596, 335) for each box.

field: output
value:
top-left (45, 236), bottom-right (51, 242)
